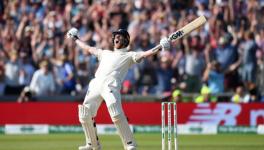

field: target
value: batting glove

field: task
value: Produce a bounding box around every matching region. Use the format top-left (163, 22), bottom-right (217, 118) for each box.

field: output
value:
top-left (66, 28), bottom-right (79, 41)
top-left (160, 37), bottom-right (170, 50)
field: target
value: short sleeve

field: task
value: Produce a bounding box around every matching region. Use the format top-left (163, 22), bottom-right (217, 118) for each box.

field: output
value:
top-left (131, 51), bottom-right (144, 64)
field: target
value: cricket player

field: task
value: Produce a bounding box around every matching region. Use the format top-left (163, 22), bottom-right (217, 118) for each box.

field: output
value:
top-left (66, 28), bottom-right (170, 150)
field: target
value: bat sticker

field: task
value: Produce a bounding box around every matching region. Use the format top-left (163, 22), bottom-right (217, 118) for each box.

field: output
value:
top-left (170, 30), bottom-right (184, 40)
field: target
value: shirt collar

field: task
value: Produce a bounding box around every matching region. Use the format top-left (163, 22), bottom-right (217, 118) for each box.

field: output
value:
top-left (114, 47), bottom-right (129, 52)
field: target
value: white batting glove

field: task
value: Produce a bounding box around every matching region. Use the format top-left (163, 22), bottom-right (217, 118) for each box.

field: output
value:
top-left (66, 27), bottom-right (79, 41)
top-left (160, 37), bottom-right (170, 50)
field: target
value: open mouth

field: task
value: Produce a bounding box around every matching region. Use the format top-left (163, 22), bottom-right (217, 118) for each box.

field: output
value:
top-left (115, 39), bottom-right (120, 44)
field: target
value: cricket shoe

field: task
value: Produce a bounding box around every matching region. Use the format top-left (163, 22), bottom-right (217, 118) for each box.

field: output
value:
top-left (78, 143), bottom-right (101, 150)
top-left (126, 145), bottom-right (137, 150)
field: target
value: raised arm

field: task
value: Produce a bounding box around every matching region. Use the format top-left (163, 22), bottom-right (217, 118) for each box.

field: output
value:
top-left (202, 63), bottom-right (212, 82)
top-left (75, 39), bottom-right (98, 55)
top-left (134, 37), bottom-right (170, 62)
top-left (135, 15), bottom-right (207, 61)
top-left (66, 28), bottom-right (99, 56)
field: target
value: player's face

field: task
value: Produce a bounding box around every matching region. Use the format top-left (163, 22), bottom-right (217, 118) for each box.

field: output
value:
top-left (114, 34), bottom-right (125, 49)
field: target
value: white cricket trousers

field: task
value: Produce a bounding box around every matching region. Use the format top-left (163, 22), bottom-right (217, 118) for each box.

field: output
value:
top-left (83, 76), bottom-right (122, 117)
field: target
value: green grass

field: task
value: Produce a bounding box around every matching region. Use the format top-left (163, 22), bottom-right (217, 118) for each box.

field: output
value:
top-left (0, 133), bottom-right (263, 150)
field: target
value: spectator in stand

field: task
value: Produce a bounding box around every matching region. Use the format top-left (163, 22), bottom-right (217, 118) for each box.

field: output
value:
top-left (17, 60), bottom-right (55, 102)
top-left (156, 54), bottom-right (174, 95)
top-left (15, 15), bottom-right (34, 60)
top-left (19, 54), bottom-right (35, 86)
top-left (4, 51), bottom-right (24, 95)
top-left (213, 33), bottom-right (241, 91)
top-left (134, 32), bottom-right (155, 52)
top-left (75, 59), bottom-right (90, 93)
top-left (238, 31), bottom-right (258, 84)
top-left (136, 55), bottom-right (157, 95)
top-left (53, 54), bottom-right (76, 94)
top-left (29, 60), bottom-right (55, 95)
top-left (195, 85), bottom-right (217, 103)
top-left (203, 60), bottom-right (224, 94)
top-left (231, 85), bottom-right (246, 103)
top-left (182, 36), bottom-right (206, 93)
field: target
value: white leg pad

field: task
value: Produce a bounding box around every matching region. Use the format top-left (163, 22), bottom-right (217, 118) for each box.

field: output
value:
top-left (79, 105), bottom-right (101, 149)
top-left (108, 103), bottom-right (137, 149)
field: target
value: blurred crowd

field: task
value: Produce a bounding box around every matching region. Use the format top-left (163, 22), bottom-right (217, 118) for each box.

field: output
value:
top-left (0, 0), bottom-right (264, 103)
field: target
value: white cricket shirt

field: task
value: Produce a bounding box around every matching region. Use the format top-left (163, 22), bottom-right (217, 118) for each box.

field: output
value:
top-left (94, 47), bottom-right (142, 82)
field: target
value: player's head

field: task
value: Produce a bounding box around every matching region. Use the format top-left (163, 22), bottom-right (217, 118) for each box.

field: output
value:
top-left (112, 29), bottom-right (130, 49)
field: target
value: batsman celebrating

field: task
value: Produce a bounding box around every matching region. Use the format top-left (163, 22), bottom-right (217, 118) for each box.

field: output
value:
top-left (66, 28), bottom-right (170, 150)
top-left (67, 15), bottom-right (206, 150)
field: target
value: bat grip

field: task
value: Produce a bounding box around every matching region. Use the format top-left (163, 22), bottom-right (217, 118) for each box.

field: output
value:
top-left (150, 44), bottom-right (162, 53)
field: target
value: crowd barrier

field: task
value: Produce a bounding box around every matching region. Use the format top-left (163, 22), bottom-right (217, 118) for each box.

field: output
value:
top-left (0, 102), bottom-right (263, 126)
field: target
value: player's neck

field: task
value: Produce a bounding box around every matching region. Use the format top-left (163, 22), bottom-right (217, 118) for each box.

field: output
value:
top-left (114, 47), bottom-right (128, 52)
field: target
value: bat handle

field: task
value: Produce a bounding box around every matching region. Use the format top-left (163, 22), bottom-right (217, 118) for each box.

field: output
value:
top-left (150, 36), bottom-right (172, 53)
top-left (150, 44), bottom-right (162, 53)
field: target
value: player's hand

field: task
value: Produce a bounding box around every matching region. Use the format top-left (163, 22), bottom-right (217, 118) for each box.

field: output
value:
top-left (160, 37), bottom-right (170, 50)
top-left (66, 28), bottom-right (79, 41)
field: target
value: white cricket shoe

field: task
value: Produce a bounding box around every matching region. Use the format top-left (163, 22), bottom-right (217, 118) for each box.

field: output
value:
top-left (78, 145), bottom-right (91, 150)
top-left (78, 144), bottom-right (101, 150)
top-left (126, 145), bottom-right (137, 150)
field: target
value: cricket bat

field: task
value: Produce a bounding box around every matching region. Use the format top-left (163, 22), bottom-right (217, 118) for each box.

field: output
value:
top-left (152, 15), bottom-right (207, 51)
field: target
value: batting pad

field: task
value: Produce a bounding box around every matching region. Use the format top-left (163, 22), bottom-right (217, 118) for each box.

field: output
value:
top-left (108, 103), bottom-right (137, 149)
top-left (78, 105), bottom-right (100, 149)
